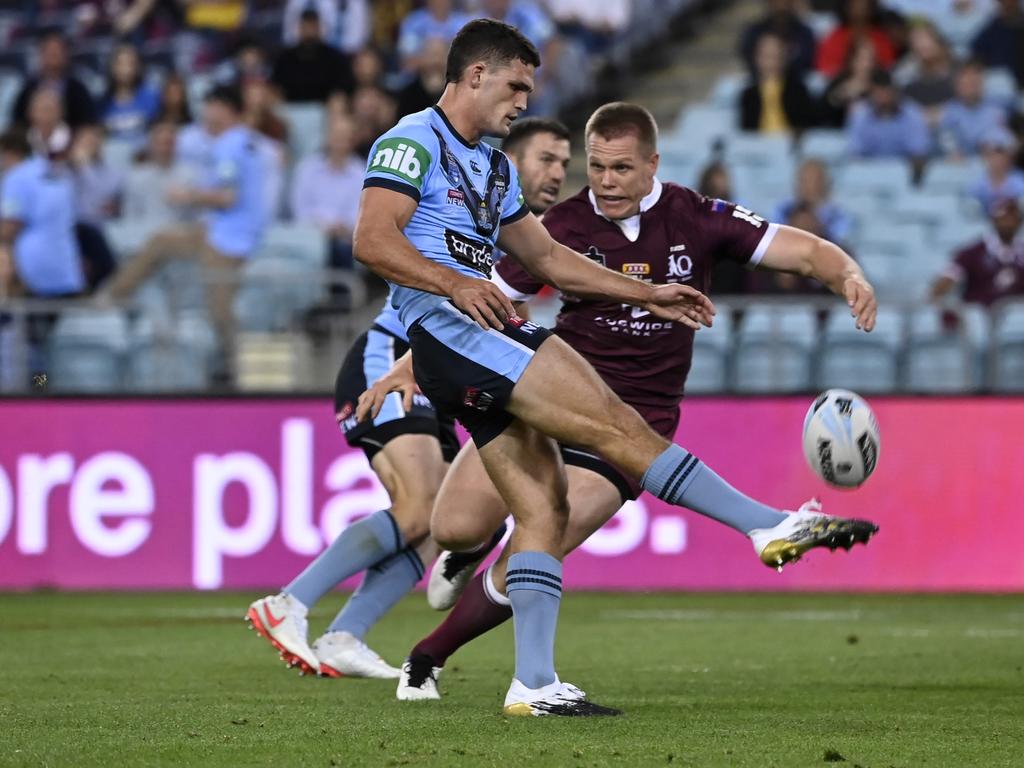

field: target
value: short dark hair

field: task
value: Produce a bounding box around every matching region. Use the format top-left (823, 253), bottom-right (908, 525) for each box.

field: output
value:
top-left (503, 117), bottom-right (570, 157)
top-left (584, 102), bottom-right (658, 155)
top-left (204, 83), bottom-right (243, 113)
top-left (299, 8), bottom-right (320, 22)
top-left (0, 129), bottom-right (30, 158)
top-left (445, 19), bottom-right (541, 84)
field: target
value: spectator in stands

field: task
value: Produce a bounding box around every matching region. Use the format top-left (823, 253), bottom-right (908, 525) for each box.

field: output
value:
top-left (398, 0), bottom-right (472, 71)
top-left (242, 76), bottom-right (289, 145)
top-left (101, 85), bottom-right (267, 382)
top-left (931, 196), bottom-right (1024, 305)
top-left (352, 85), bottom-right (398, 158)
top-left (971, 0), bottom-right (1024, 86)
top-left (938, 58), bottom-right (1007, 158)
top-left (291, 114), bottom-right (363, 283)
top-left (352, 47), bottom-right (386, 90)
top-left (121, 120), bottom-right (195, 230)
top-left (739, 32), bottom-right (818, 134)
top-left (111, 0), bottom-right (185, 43)
top-left (880, 1), bottom-right (993, 54)
top-left (272, 8), bottom-right (355, 103)
top-left (179, 0), bottom-right (248, 69)
top-left (967, 126), bottom-right (1024, 212)
top-left (0, 127), bottom-right (83, 337)
top-left (545, 0), bottom-right (630, 55)
top-left (153, 72), bottom-right (193, 125)
top-left (696, 160), bottom-right (746, 294)
top-left (10, 29), bottom-right (97, 129)
top-left (100, 43), bottom-right (161, 147)
top-left (773, 158), bottom-right (854, 245)
top-left (822, 37), bottom-right (879, 127)
top-left (478, 0), bottom-right (562, 114)
top-left (395, 37), bottom-right (448, 117)
top-left (25, 88), bottom-right (67, 157)
top-left (816, 0), bottom-right (897, 77)
top-left (896, 21), bottom-right (955, 117)
top-left (69, 124), bottom-right (120, 289)
top-left (739, 0), bottom-right (817, 74)
top-left (846, 69), bottom-right (932, 171)
top-left (215, 34), bottom-right (271, 86)
top-left (283, 0), bottom-right (370, 55)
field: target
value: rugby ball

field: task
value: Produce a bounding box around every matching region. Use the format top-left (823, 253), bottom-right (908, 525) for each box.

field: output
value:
top-left (802, 389), bottom-right (880, 488)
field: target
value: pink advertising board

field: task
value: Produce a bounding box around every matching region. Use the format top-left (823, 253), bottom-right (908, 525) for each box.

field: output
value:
top-left (0, 398), bottom-right (1020, 592)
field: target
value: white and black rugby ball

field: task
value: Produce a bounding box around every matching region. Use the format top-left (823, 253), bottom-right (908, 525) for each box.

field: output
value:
top-left (802, 389), bottom-right (880, 488)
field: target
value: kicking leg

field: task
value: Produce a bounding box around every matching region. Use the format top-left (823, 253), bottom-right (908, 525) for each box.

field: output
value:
top-left (507, 337), bottom-right (877, 569)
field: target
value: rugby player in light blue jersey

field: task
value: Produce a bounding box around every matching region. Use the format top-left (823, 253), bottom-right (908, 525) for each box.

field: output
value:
top-left (245, 117), bottom-right (572, 679)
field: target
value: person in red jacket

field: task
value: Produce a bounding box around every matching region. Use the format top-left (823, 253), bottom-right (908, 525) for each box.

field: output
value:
top-left (816, 0), bottom-right (897, 78)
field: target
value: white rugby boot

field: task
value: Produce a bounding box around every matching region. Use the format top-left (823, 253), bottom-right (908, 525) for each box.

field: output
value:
top-left (749, 499), bottom-right (879, 572)
top-left (396, 655), bottom-right (443, 701)
top-left (245, 593), bottom-right (320, 676)
top-left (427, 522), bottom-right (508, 610)
top-left (313, 631), bottom-right (401, 679)
top-left (502, 678), bottom-right (622, 717)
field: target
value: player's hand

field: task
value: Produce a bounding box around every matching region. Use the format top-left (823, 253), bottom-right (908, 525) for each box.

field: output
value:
top-left (642, 283), bottom-right (716, 330)
top-left (843, 274), bottom-right (877, 332)
top-left (356, 356), bottom-right (419, 422)
top-left (450, 275), bottom-right (516, 330)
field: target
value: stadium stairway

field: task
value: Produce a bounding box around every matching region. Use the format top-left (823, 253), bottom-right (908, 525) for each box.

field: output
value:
top-left (563, 0), bottom-right (757, 191)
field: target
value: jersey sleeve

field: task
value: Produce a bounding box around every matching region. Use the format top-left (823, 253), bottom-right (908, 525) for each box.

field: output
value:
top-left (695, 194), bottom-right (779, 267)
top-left (0, 167), bottom-right (30, 222)
top-left (499, 158), bottom-right (529, 226)
top-left (492, 253), bottom-right (544, 301)
top-left (362, 121), bottom-right (438, 203)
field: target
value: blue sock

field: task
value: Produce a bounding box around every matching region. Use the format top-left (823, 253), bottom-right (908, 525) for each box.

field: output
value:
top-left (285, 509), bottom-right (403, 609)
top-left (328, 547), bottom-right (425, 639)
top-left (641, 445), bottom-right (788, 534)
top-left (506, 551), bottom-right (562, 690)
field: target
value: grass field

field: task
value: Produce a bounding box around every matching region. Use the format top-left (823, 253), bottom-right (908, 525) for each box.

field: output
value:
top-left (1, 591), bottom-right (1022, 768)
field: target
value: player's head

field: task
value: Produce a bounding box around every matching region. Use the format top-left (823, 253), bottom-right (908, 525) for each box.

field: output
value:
top-left (503, 117), bottom-right (570, 214)
top-left (990, 197), bottom-right (1022, 242)
top-left (584, 102), bottom-right (659, 220)
top-left (202, 84), bottom-right (243, 135)
top-left (444, 19), bottom-right (540, 137)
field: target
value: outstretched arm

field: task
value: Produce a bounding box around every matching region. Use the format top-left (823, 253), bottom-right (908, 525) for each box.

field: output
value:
top-left (758, 225), bottom-right (878, 331)
top-left (353, 187), bottom-right (516, 329)
top-left (497, 211), bottom-right (715, 329)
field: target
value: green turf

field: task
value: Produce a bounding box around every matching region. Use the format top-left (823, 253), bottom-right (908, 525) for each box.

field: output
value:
top-left (1, 592), bottom-right (1022, 768)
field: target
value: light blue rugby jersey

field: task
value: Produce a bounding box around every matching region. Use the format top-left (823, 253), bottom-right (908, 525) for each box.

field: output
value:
top-left (362, 106), bottom-right (530, 330)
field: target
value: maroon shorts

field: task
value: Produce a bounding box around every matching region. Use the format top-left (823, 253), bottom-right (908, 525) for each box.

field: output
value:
top-left (559, 403), bottom-right (681, 503)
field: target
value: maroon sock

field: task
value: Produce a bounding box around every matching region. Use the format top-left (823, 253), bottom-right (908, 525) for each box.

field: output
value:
top-left (411, 571), bottom-right (512, 666)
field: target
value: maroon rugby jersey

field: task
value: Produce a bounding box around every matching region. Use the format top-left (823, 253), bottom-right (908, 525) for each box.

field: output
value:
top-left (943, 234), bottom-right (1024, 306)
top-left (494, 180), bottom-right (778, 410)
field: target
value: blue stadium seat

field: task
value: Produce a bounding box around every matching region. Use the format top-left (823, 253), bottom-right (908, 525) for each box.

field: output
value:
top-left (668, 104), bottom-right (737, 155)
top-left (48, 310), bottom-right (130, 392)
top-left (984, 68), bottom-right (1018, 107)
top-left (234, 257), bottom-right (323, 332)
top-left (835, 159), bottom-right (913, 199)
top-left (0, 71), bottom-right (23, 119)
top-left (817, 306), bottom-right (903, 392)
top-left (709, 72), bottom-right (746, 109)
top-left (921, 159), bottom-right (983, 193)
top-left (889, 192), bottom-right (966, 227)
top-left (991, 300), bottom-right (1024, 391)
top-left (733, 304), bottom-right (816, 392)
top-left (257, 223), bottom-right (326, 265)
top-left (284, 103), bottom-right (326, 160)
top-left (798, 129), bottom-right (848, 164)
top-left (688, 309), bottom-right (734, 394)
top-left (903, 306), bottom-right (983, 391)
top-left (126, 339), bottom-right (210, 391)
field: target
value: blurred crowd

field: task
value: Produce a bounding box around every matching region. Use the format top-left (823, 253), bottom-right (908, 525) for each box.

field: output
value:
top-left (0, 0), bottom-right (647, 387)
top-left (708, 0), bottom-right (1024, 304)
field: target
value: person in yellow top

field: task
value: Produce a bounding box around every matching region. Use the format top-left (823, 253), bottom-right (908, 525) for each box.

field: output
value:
top-left (184, 0), bottom-right (247, 31)
top-left (739, 32), bottom-right (819, 134)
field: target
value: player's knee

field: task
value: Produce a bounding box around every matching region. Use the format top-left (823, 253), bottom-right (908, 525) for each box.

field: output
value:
top-left (390, 492), bottom-right (437, 545)
top-left (430, 515), bottom-right (490, 552)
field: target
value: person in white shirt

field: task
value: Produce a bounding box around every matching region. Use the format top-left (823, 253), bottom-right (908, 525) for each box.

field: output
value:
top-left (121, 120), bottom-right (196, 232)
top-left (290, 113), bottom-right (363, 277)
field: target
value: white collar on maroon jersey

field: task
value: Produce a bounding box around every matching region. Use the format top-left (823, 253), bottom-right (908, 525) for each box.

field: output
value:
top-left (983, 231), bottom-right (1024, 264)
top-left (588, 177), bottom-right (663, 243)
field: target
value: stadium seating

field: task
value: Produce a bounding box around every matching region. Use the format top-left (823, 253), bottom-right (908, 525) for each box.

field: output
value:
top-left (687, 308), bottom-right (734, 393)
top-left (991, 300), bottom-right (1024, 391)
top-left (234, 257), bottom-right (323, 333)
top-left (733, 304), bottom-right (817, 392)
top-left (283, 104), bottom-right (326, 162)
top-left (47, 310), bottom-right (130, 391)
top-left (818, 306), bottom-right (903, 392)
top-left (904, 305), bottom-right (983, 392)
top-left (797, 129), bottom-right (849, 164)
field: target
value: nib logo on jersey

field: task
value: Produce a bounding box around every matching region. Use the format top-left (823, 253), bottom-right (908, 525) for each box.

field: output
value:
top-left (370, 138), bottom-right (430, 189)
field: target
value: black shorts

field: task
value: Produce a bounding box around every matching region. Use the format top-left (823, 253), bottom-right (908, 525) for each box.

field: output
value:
top-left (334, 325), bottom-right (460, 463)
top-left (559, 404), bottom-right (682, 504)
top-left (407, 304), bottom-right (554, 448)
